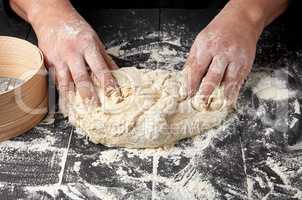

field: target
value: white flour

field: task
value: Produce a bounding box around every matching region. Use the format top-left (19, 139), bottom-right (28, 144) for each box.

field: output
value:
top-left (107, 32), bottom-right (186, 70)
top-left (253, 76), bottom-right (296, 101)
top-left (91, 149), bottom-right (123, 166)
top-left (0, 128), bottom-right (57, 152)
top-left (245, 71), bottom-right (293, 100)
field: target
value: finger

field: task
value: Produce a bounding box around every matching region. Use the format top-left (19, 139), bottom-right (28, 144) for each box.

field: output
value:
top-left (200, 55), bottom-right (228, 103)
top-left (224, 81), bottom-right (241, 108)
top-left (221, 62), bottom-right (242, 106)
top-left (185, 51), bottom-right (212, 96)
top-left (56, 64), bottom-right (75, 96)
top-left (55, 64), bottom-right (75, 113)
top-left (184, 43), bottom-right (197, 70)
top-left (84, 45), bottom-right (120, 96)
top-left (68, 56), bottom-right (100, 105)
top-left (103, 50), bottom-right (119, 70)
top-left (99, 42), bottom-right (119, 70)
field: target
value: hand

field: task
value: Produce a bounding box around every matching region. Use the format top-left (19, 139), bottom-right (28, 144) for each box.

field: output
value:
top-left (30, 3), bottom-right (119, 107)
top-left (184, 0), bottom-right (287, 106)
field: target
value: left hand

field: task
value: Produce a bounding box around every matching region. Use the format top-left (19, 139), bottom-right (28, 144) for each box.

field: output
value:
top-left (184, 2), bottom-right (265, 106)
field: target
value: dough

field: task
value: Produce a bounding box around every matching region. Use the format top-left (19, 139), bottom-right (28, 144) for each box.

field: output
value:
top-left (63, 67), bottom-right (231, 148)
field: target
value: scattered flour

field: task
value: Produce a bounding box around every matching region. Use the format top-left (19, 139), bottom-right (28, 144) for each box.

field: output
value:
top-left (107, 32), bottom-right (186, 70)
top-left (290, 99), bottom-right (301, 129)
top-left (0, 131), bottom-right (57, 152)
top-left (92, 150), bottom-right (123, 166)
top-left (73, 161), bottom-right (81, 173)
top-left (62, 23), bottom-right (81, 37)
top-left (252, 74), bottom-right (296, 101)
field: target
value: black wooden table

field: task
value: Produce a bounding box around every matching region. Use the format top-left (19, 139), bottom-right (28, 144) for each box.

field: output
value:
top-left (0, 8), bottom-right (302, 200)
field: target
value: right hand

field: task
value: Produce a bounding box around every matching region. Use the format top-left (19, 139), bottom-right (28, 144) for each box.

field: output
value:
top-left (31, 5), bottom-right (119, 107)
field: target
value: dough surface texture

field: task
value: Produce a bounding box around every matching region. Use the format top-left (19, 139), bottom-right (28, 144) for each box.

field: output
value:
top-left (64, 67), bottom-right (231, 148)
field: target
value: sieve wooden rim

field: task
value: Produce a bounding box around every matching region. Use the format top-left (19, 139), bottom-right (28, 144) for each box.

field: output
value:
top-left (0, 36), bottom-right (44, 95)
top-left (0, 36), bottom-right (48, 140)
top-left (0, 95), bottom-right (48, 141)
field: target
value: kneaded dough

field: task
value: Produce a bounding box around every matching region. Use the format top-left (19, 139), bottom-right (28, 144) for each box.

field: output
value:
top-left (63, 67), bottom-right (231, 148)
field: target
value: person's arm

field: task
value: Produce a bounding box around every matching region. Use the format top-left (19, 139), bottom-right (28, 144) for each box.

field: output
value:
top-left (185, 0), bottom-right (288, 107)
top-left (9, 0), bottom-right (119, 108)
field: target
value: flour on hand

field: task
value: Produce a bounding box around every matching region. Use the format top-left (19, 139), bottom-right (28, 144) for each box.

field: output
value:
top-left (62, 67), bottom-right (232, 148)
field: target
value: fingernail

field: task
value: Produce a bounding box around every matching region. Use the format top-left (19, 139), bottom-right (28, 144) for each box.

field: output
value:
top-left (104, 85), bottom-right (115, 96)
top-left (104, 85), bottom-right (123, 104)
top-left (91, 73), bottom-right (101, 87)
top-left (92, 96), bottom-right (101, 106)
top-left (201, 96), bottom-right (210, 110)
top-left (111, 90), bottom-right (123, 103)
top-left (201, 95), bottom-right (208, 104)
top-left (188, 88), bottom-right (194, 97)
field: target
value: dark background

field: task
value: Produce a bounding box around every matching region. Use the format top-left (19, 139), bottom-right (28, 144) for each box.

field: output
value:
top-left (4, 0), bottom-right (301, 49)
top-left (71, 0), bottom-right (227, 9)
top-left (71, 0), bottom-right (302, 50)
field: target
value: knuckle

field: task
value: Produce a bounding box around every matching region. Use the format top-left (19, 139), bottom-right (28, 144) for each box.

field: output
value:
top-left (54, 60), bottom-right (66, 69)
top-left (224, 79), bottom-right (238, 90)
top-left (228, 46), bottom-right (239, 57)
top-left (55, 64), bottom-right (66, 72)
top-left (196, 33), bottom-right (211, 48)
top-left (205, 42), bottom-right (213, 52)
top-left (57, 78), bottom-right (73, 91)
top-left (58, 78), bottom-right (69, 87)
top-left (210, 64), bottom-right (226, 75)
top-left (94, 68), bottom-right (106, 76)
top-left (94, 65), bottom-right (111, 76)
top-left (73, 73), bottom-right (88, 85)
top-left (202, 80), bottom-right (217, 90)
top-left (188, 64), bottom-right (200, 74)
top-left (58, 84), bottom-right (70, 92)
top-left (56, 71), bottom-right (68, 82)
top-left (201, 39), bottom-right (212, 50)
top-left (56, 71), bottom-right (65, 82)
top-left (206, 71), bottom-right (221, 81)
top-left (80, 33), bottom-right (96, 44)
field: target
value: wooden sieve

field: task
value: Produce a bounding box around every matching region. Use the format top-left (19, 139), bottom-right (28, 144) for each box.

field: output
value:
top-left (0, 36), bottom-right (48, 141)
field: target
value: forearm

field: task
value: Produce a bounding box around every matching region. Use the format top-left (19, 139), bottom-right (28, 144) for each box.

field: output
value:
top-left (229, 0), bottom-right (288, 26)
top-left (234, 0), bottom-right (289, 26)
top-left (9, 0), bottom-right (77, 28)
top-left (221, 0), bottom-right (288, 37)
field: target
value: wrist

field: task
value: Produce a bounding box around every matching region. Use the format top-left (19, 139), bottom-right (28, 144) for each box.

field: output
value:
top-left (26, 0), bottom-right (77, 31)
top-left (225, 1), bottom-right (267, 39)
top-left (228, 0), bottom-right (288, 28)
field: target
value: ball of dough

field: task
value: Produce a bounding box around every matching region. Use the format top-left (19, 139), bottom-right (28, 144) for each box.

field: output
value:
top-left (62, 67), bottom-right (231, 148)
